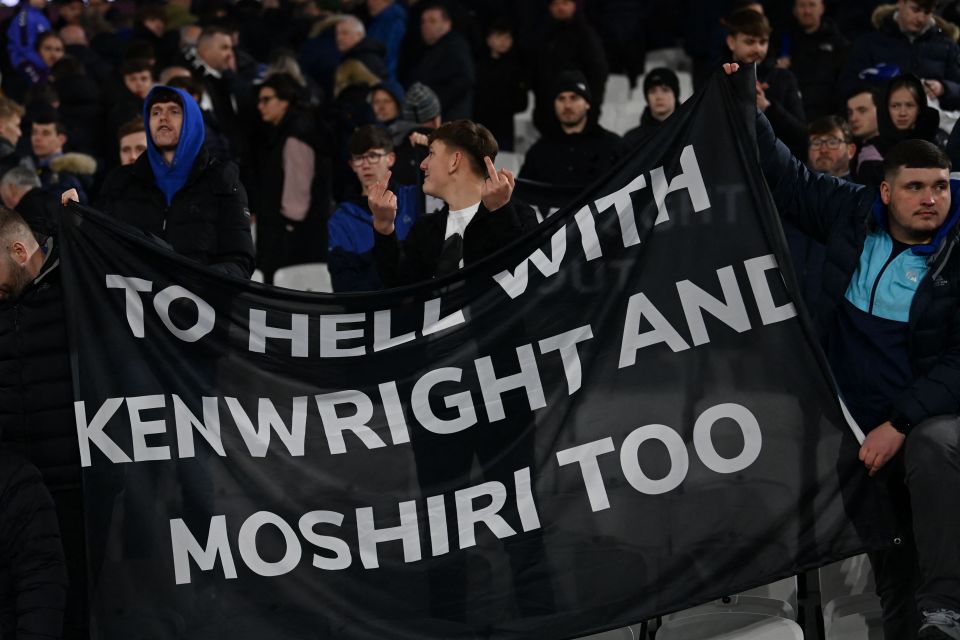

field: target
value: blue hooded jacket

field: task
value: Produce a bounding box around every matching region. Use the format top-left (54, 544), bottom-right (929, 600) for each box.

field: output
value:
top-left (143, 86), bottom-right (206, 205)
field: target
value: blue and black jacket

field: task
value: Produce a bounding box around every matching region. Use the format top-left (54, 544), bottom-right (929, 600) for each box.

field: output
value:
top-left (327, 183), bottom-right (419, 292)
top-left (757, 111), bottom-right (960, 433)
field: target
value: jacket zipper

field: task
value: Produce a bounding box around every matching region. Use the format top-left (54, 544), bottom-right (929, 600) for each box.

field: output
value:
top-left (867, 248), bottom-right (902, 314)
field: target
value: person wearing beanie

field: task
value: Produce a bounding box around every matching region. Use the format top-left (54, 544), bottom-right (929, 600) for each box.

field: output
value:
top-left (519, 70), bottom-right (622, 188)
top-left (89, 85), bottom-right (255, 278)
top-left (389, 82), bottom-right (443, 192)
top-left (622, 67), bottom-right (681, 149)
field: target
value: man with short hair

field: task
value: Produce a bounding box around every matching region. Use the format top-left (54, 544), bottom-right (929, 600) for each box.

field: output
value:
top-left (0, 204), bottom-right (85, 639)
top-left (726, 8), bottom-right (808, 158)
top-left (117, 118), bottom-right (147, 166)
top-left (0, 97), bottom-right (25, 176)
top-left (370, 119), bottom-right (521, 285)
top-left (327, 125), bottom-right (420, 292)
top-left (410, 4), bottom-right (474, 120)
top-left (94, 85), bottom-right (254, 277)
top-left (776, 0), bottom-right (849, 120)
top-left (27, 110), bottom-right (95, 202)
top-left (335, 14), bottom-right (388, 80)
top-left (519, 70), bottom-right (621, 187)
top-left (846, 85), bottom-right (885, 185)
top-left (190, 26), bottom-right (251, 154)
top-left (623, 67), bottom-right (680, 148)
top-left (0, 166), bottom-right (57, 241)
top-left (840, 0), bottom-right (960, 109)
top-left (785, 116), bottom-right (856, 305)
top-left (727, 61), bottom-right (960, 640)
top-left (367, 120), bottom-right (551, 621)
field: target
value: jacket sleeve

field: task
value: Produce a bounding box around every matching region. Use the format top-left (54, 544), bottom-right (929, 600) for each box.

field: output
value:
top-left (937, 40), bottom-right (960, 111)
top-left (0, 455), bottom-right (67, 640)
top-left (756, 109), bottom-right (869, 243)
top-left (890, 308), bottom-right (960, 428)
top-left (212, 163), bottom-right (256, 279)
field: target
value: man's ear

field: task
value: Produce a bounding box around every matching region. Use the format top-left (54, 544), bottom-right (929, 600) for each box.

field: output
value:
top-left (449, 150), bottom-right (461, 174)
top-left (386, 152), bottom-right (396, 168)
top-left (57, 133), bottom-right (67, 147)
top-left (726, 34), bottom-right (736, 53)
top-left (9, 240), bottom-right (29, 265)
top-left (880, 180), bottom-right (892, 205)
top-left (847, 143), bottom-right (857, 158)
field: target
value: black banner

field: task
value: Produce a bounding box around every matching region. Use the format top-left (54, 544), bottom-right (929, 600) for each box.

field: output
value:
top-left (61, 72), bottom-right (885, 640)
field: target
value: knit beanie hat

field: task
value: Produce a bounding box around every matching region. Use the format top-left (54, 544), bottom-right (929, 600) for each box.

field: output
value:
top-left (402, 82), bottom-right (441, 123)
top-left (552, 70), bottom-right (592, 103)
top-left (643, 67), bottom-right (680, 99)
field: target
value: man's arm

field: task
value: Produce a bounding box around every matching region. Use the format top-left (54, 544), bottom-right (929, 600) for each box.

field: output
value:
top-left (936, 40), bottom-right (960, 110)
top-left (755, 106), bottom-right (869, 242)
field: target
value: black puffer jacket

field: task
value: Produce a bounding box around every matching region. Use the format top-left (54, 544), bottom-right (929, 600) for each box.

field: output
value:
top-left (757, 111), bottom-right (960, 428)
top-left (0, 255), bottom-right (76, 493)
top-left (779, 18), bottom-right (850, 120)
top-left (96, 149), bottom-right (255, 278)
top-left (519, 121), bottom-right (622, 188)
top-left (840, 5), bottom-right (960, 109)
top-left (0, 448), bottom-right (67, 640)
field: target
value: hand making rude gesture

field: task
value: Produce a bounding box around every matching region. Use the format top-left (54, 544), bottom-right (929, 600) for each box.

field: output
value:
top-left (480, 156), bottom-right (515, 212)
top-left (369, 170), bottom-right (398, 236)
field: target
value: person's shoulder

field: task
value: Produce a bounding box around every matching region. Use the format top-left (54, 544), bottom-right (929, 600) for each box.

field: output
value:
top-left (100, 162), bottom-right (139, 193)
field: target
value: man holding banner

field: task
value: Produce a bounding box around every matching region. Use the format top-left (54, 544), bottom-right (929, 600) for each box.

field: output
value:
top-left (727, 62), bottom-right (960, 640)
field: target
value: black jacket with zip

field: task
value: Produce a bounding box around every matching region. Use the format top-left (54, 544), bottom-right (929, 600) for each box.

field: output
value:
top-left (96, 149), bottom-right (255, 279)
top-left (757, 110), bottom-right (960, 430)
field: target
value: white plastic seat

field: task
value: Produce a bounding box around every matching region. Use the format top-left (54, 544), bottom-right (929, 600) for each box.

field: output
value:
top-left (657, 611), bottom-right (804, 639)
top-left (823, 594), bottom-right (884, 640)
top-left (573, 626), bottom-right (637, 640)
top-left (496, 151), bottom-right (522, 175)
top-left (665, 595), bottom-right (795, 623)
top-left (740, 576), bottom-right (799, 619)
top-left (272, 263), bottom-right (332, 292)
top-left (820, 555), bottom-right (883, 640)
top-left (250, 269), bottom-right (264, 283)
top-left (604, 74), bottom-right (632, 106)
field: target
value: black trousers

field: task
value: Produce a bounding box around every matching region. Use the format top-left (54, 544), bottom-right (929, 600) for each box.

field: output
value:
top-left (869, 415), bottom-right (960, 639)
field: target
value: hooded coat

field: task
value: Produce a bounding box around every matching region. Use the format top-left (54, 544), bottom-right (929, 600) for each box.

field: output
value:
top-left (856, 74), bottom-right (947, 186)
top-left (778, 17), bottom-right (850, 120)
top-left (97, 86), bottom-right (255, 279)
top-left (840, 5), bottom-right (960, 110)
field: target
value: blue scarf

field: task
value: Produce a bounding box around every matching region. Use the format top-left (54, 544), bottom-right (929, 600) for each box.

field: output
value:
top-left (144, 85), bottom-right (206, 205)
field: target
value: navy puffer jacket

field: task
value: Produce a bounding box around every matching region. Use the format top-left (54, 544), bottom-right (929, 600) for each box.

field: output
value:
top-left (757, 111), bottom-right (960, 429)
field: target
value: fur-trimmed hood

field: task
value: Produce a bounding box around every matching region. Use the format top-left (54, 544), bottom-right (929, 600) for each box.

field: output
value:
top-left (48, 152), bottom-right (97, 176)
top-left (872, 4), bottom-right (960, 41)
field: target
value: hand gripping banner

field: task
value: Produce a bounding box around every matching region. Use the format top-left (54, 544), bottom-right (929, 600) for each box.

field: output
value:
top-left (60, 72), bottom-right (887, 639)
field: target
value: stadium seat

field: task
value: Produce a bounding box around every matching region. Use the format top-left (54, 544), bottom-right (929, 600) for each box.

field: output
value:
top-left (657, 611), bottom-right (804, 639)
top-left (573, 625), bottom-right (638, 639)
top-left (497, 151), bottom-right (522, 175)
top-left (272, 263), bottom-right (333, 292)
top-left (604, 74), bottom-right (632, 106)
top-left (819, 555), bottom-right (883, 640)
top-left (665, 594), bottom-right (795, 623)
top-left (250, 269), bottom-right (264, 283)
top-left (741, 576), bottom-right (799, 619)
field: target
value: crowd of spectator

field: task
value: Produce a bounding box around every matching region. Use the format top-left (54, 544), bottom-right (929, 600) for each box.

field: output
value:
top-left (2, 0), bottom-right (958, 290)
top-left (5, 0), bottom-right (960, 638)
